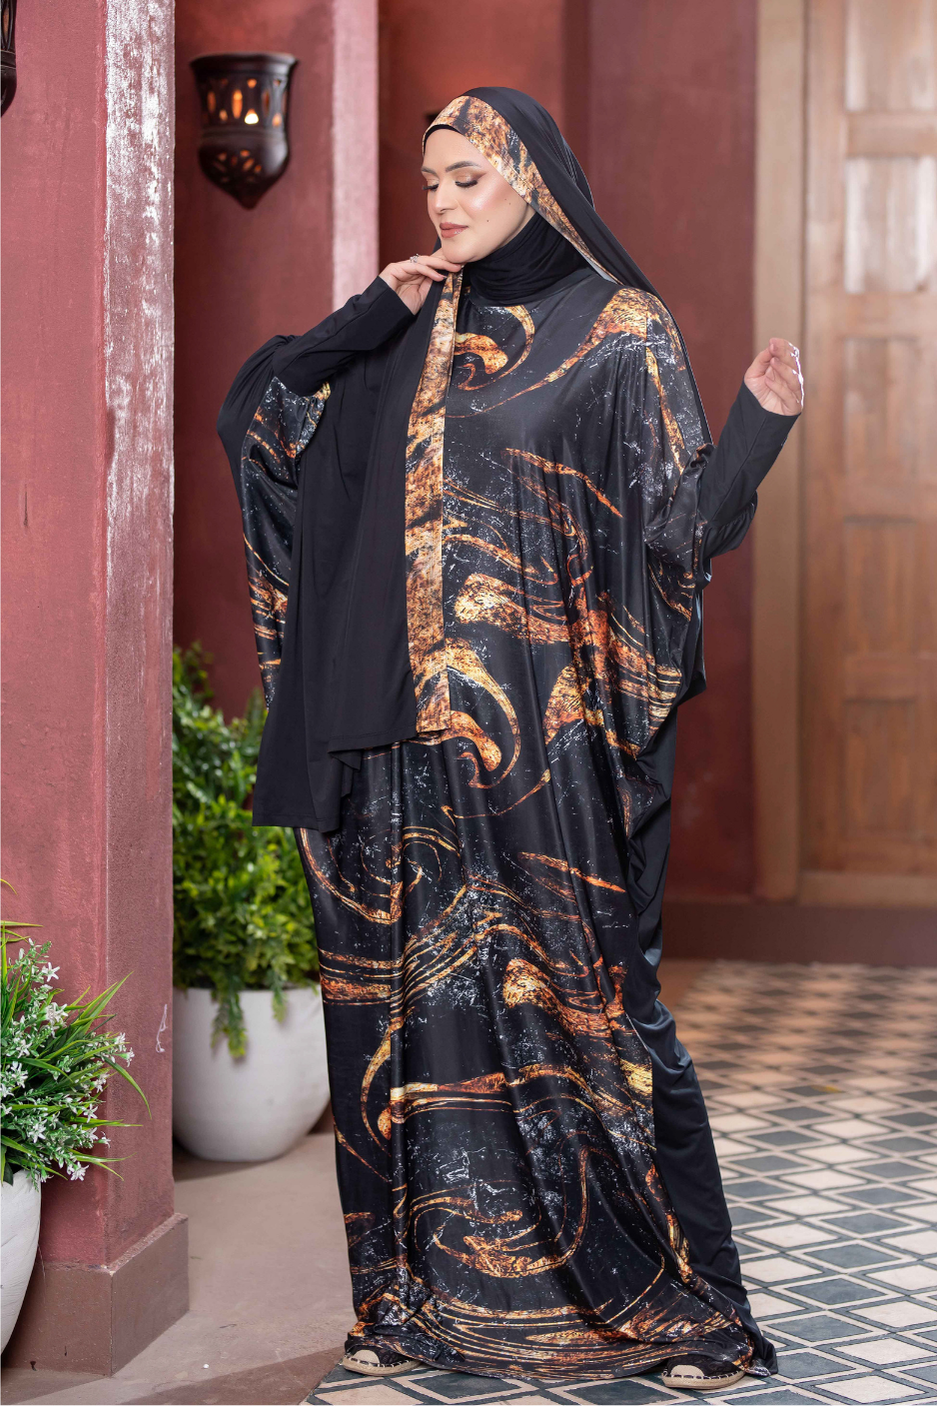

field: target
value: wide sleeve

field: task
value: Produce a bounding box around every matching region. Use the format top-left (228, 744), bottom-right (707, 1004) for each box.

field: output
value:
top-left (217, 276), bottom-right (413, 471)
top-left (269, 275), bottom-right (414, 394)
top-left (637, 300), bottom-right (800, 578)
top-left (216, 277), bottom-right (413, 705)
top-left (579, 294), bottom-right (801, 847)
top-left (697, 380), bottom-right (800, 559)
top-left (635, 300), bottom-right (711, 605)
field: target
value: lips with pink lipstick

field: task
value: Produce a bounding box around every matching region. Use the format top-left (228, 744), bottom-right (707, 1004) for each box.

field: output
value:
top-left (439, 223), bottom-right (467, 238)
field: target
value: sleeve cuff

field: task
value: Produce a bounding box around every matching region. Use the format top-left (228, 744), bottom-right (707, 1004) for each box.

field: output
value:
top-left (703, 381), bottom-right (800, 531)
top-left (738, 378), bottom-right (801, 436)
top-left (269, 275), bottom-right (415, 387)
top-left (351, 274), bottom-right (417, 338)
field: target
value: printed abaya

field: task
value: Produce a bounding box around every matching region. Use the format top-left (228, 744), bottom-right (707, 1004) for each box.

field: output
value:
top-left (218, 88), bottom-right (797, 1383)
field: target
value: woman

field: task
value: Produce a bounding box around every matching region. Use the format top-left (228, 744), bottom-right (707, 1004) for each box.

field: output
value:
top-left (219, 88), bottom-right (802, 1393)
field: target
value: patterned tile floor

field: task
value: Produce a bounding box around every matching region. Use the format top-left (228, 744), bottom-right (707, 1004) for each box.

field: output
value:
top-left (307, 961), bottom-right (937, 1406)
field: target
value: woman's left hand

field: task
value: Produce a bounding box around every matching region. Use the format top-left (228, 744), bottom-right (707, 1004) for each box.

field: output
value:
top-left (744, 338), bottom-right (804, 416)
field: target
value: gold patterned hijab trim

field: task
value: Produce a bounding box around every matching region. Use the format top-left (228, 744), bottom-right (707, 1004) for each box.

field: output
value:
top-left (405, 96), bottom-right (612, 736)
top-left (426, 96), bottom-right (615, 282)
top-left (404, 269), bottom-right (463, 733)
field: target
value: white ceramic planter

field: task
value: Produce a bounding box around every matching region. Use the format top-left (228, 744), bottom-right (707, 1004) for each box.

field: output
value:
top-left (172, 986), bottom-right (330, 1162)
top-left (1, 1171), bottom-right (41, 1351)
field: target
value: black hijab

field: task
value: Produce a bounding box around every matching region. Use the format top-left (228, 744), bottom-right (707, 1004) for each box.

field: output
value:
top-left (462, 209), bottom-right (589, 303)
top-left (235, 87), bottom-right (711, 830)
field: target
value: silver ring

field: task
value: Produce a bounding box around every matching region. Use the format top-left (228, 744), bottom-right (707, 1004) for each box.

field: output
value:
top-left (409, 254), bottom-right (421, 263)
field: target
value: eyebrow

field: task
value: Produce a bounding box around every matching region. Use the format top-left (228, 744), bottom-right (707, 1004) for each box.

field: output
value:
top-left (420, 159), bottom-right (485, 175)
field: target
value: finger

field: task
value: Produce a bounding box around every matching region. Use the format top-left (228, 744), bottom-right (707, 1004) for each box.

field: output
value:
top-left (768, 359), bottom-right (801, 393)
top-left (393, 260), bottom-right (444, 282)
top-left (765, 365), bottom-right (796, 397)
top-left (400, 256), bottom-right (460, 282)
top-left (416, 251), bottom-right (464, 271)
top-left (750, 345), bottom-right (773, 373)
top-left (768, 338), bottom-right (801, 367)
top-left (765, 350), bottom-right (793, 373)
top-left (766, 386), bottom-right (800, 414)
top-left (766, 363), bottom-right (802, 409)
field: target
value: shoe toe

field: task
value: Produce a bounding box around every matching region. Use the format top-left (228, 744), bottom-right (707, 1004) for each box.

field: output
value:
top-left (660, 1358), bottom-right (746, 1391)
top-left (349, 1350), bottom-right (381, 1368)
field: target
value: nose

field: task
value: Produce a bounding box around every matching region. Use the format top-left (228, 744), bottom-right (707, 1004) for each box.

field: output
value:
top-left (431, 181), bottom-right (454, 218)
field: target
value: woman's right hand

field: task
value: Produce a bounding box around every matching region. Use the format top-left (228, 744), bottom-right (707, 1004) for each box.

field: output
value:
top-left (379, 251), bottom-right (464, 314)
top-left (744, 338), bottom-right (803, 416)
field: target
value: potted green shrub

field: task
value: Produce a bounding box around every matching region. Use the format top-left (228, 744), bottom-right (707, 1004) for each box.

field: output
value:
top-left (1, 893), bottom-right (146, 1350)
top-left (171, 646), bottom-right (328, 1162)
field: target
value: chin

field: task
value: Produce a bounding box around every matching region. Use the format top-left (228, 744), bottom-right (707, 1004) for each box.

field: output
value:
top-left (439, 231), bottom-right (478, 260)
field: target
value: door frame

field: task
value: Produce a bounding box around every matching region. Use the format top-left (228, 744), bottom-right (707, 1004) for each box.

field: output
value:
top-left (753, 0), bottom-right (807, 901)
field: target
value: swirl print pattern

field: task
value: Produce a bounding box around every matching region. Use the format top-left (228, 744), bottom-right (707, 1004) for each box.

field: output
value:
top-left (292, 271), bottom-right (763, 1381)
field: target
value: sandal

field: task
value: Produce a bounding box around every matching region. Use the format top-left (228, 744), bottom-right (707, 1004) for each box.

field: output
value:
top-left (660, 1354), bottom-right (746, 1391)
top-left (340, 1337), bottom-right (422, 1377)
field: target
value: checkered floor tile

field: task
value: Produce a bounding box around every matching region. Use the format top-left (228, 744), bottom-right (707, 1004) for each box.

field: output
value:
top-left (307, 961), bottom-right (937, 1405)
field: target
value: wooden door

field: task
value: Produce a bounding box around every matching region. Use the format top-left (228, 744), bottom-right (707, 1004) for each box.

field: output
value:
top-left (801, 0), bottom-right (937, 903)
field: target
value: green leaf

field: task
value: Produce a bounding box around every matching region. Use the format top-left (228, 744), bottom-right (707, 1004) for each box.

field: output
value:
top-left (171, 644), bottom-right (318, 1056)
top-left (2, 894), bottom-right (148, 1185)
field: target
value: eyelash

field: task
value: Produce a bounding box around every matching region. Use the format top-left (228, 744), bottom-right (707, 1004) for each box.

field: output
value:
top-left (422, 180), bottom-right (479, 192)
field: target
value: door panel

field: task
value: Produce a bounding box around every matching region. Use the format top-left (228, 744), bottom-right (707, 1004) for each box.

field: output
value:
top-left (803, 0), bottom-right (937, 888)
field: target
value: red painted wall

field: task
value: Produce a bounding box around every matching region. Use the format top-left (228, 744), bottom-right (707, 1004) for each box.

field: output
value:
top-left (173, 0), bottom-right (336, 718)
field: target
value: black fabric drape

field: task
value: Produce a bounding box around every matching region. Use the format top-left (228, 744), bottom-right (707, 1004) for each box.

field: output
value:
top-left (218, 276), bottom-right (421, 828)
top-left (460, 209), bottom-right (589, 302)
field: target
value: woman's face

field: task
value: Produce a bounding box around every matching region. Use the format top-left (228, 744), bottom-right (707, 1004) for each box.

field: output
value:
top-left (422, 128), bottom-right (533, 263)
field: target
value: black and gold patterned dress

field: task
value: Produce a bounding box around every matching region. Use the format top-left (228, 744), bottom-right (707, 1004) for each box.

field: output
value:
top-left (219, 86), bottom-right (797, 1385)
top-left (293, 269), bottom-right (761, 1380)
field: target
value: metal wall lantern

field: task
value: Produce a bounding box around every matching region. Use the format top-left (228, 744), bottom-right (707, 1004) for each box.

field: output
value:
top-left (191, 52), bottom-right (297, 209)
top-left (1, 0), bottom-right (17, 117)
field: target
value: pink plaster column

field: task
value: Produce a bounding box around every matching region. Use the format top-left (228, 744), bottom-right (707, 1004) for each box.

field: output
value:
top-left (333, 0), bottom-right (379, 307)
top-left (1, 0), bottom-right (184, 1374)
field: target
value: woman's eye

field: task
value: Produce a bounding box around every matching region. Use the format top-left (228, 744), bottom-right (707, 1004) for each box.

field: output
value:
top-left (421, 180), bottom-right (479, 192)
